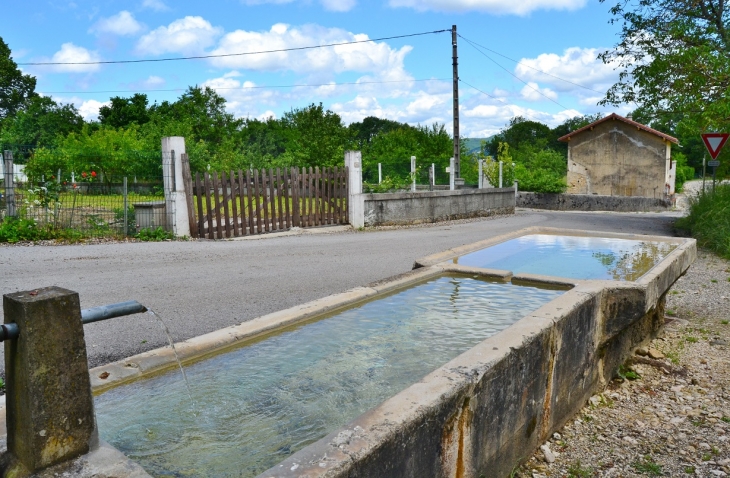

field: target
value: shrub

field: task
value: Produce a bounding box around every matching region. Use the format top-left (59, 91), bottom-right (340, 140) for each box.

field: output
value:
top-left (675, 184), bottom-right (730, 258)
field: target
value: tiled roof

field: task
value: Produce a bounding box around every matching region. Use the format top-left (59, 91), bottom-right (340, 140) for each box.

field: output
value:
top-left (557, 113), bottom-right (679, 144)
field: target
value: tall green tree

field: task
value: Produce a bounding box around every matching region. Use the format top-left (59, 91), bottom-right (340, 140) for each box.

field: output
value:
top-left (99, 93), bottom-right (150, 128)
top-left (280, 103), bottom-right (349, 167)
top-left (0, 37), bottom-right (37, 122)
top-left (599, 0), bottom-right (730, 130)
top-left (0, 96), bottom-right (83, 148)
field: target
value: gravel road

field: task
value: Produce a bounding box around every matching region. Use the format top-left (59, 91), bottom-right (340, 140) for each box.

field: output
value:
top-left (0, 209), bottom-right (681, 370)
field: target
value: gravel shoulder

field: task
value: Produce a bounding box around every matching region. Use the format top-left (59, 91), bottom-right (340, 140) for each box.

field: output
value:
top-left (519, 250), bottom-right (730, 477)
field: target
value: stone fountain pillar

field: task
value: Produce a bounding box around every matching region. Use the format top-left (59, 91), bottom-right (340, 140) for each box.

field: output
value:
top-left (1, 287), bottom-right (95, 476)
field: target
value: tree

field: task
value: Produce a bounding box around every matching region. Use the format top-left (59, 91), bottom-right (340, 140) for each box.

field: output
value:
top-left (0, 96), bottom-right (83, 148)
top-left (0, 36), bottom-right (37, 121)
top-left (280, 103), bottom-right (349, 167)
top-left (599, 0), bottom-right (730, 130)
top-left (99, 93), bottom-right (150, 128)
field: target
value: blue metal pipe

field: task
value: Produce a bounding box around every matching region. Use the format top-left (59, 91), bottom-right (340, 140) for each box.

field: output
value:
top-left (0, 300), bottom-right (147, 342)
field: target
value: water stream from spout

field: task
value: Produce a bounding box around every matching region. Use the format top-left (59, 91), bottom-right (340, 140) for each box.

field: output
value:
top-left (147, 309), bottom-right (197, 412)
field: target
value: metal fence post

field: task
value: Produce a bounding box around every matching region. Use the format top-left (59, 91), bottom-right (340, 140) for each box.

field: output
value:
top-left (4, 150), bottom-right (16, 217)
top-left (123, 177), bottom-right (128, 236)
top-left (411, 156), bottom-right (417, 192)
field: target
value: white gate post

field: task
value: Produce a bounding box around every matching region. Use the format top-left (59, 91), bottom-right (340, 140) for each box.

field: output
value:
top-left (449, 157), bottom-right (455, 191)
top-left (411, 156), bottom-right (417, 192)
top-left (345, 151), bottom-right (364, 228)
top-left (378, 163), bottom-right (382, 184)
top-left (161, 137), bottom-right (191, 237)
top-left (499, 161), bottom-right (503, 188)
top-left (478, 159), bottom-right (484, 189)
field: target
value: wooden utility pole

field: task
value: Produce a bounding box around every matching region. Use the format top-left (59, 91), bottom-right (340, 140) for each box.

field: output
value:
top-left (451, 25), bottom-right (461, 183)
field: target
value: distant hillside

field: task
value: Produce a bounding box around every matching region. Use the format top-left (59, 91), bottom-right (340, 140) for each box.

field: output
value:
top-left (462, 137), bottom-right (494, 154)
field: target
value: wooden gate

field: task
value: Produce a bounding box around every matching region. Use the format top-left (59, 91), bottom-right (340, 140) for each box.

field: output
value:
top-left (185, 164), bottom-right (349, 239)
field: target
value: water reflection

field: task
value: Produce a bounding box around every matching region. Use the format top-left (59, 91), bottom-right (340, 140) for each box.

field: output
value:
top-left (457, 234), bottom-right (676, 281)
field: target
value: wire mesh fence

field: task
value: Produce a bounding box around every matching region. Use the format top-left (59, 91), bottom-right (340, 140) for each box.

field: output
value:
top-left (8, 179), bottom-right (167, 237)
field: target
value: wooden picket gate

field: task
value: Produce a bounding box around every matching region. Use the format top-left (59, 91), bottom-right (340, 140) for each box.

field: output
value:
top-left (185, 165), bottom-right (349, 239)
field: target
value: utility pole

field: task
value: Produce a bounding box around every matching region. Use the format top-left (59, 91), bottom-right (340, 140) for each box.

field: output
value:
top-left (452, 24), bottom-right (462, 186)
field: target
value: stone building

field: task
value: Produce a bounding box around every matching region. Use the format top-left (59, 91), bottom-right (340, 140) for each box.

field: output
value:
top-left (558, 113), bottom-right (678, 198)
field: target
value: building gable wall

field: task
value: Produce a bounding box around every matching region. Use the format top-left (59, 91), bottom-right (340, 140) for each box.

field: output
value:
top-left (567, 119), bottom-right (671, 197)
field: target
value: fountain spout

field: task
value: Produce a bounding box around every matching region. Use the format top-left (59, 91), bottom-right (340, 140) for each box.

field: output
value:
top-left (0, 300), bottom-right (147, 342)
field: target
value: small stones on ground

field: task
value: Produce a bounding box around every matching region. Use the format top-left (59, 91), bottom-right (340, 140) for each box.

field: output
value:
top-left (648, 347), bottom-right (665, 359)
top-left (540, 445), bottom-right (556, 463)
top-left (636, 346), bottom-right (649, 356)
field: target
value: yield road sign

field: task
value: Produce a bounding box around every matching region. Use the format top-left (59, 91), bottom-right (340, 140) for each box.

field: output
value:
top-left (701, 133), bottom-right (729, 159)
top-left (708, 160), bottom-right (720, 167)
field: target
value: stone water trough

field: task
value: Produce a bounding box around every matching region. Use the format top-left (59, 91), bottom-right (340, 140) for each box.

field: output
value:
top-left (0, 226), bottom-right (695, 477)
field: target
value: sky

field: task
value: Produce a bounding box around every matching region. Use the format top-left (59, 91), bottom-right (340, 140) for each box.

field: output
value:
top-left (4, 0), bottom-right (631, 138)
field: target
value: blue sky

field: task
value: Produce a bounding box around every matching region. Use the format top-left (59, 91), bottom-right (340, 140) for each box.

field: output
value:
top-left (5, 0), bottom-right (630, 137)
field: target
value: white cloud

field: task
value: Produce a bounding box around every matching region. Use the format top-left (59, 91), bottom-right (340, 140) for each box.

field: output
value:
top-left (136, 16), bottom-right (223, 55)
top-left (90, 11), bottom-right (143, 36)
top-left (52, 97), bottom-right (109, 121)
top-left (130, 75), bottom-right (166, 89)
top-left (320, 0), bottom-right (357, 11)
top-left (142, 0), bottom-right (171, 11)
top-left (515, 47), bottom-right (619, 94)
top-left (388, 0), bottom-right (586, 15)
top-left (242, 0), bottom-right (356, 10)
top-left (47, 43), bottom-right (102, 73)
top-left (201, 76), bottom-right (281, 118)
top-left (520, 82), bottom-right (558, 102)
top-left (210, 23), bottom-right (413, 80)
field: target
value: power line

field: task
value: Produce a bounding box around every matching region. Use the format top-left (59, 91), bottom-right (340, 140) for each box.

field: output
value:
top-left (43, 78), bottom-right (450, 95)
top-left (20, 29), bottom-right (450, 66)
top-left (457, 34), bottom-right (604, 95)
top-left (459, 36), bottom-right (573, 111)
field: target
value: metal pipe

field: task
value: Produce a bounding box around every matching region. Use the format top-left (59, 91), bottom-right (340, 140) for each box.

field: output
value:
top-left (81, 300), bottom-right (147, 324)
top-left (0, 300), bottom-right (147, 341)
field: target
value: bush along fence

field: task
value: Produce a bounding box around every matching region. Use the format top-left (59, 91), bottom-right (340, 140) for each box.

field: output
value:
top-left (2, 150), bottom-right (168, 242)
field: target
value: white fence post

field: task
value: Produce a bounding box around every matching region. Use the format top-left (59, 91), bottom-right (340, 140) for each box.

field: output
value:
top-left (378, 163), bottom-right (382, 184)
top-left (161, 136), bottom-right (191, 237)
top-left (499, 161), bottom-right (503, 188)
top-left (431, 163), bottom-right (435, 188)
top-left (3, 150), bottom-right (16, 217)
top-left (345, 150), bottom-right (364, 228)
top-left (478, 159), bottom-right (484, 189)
top-left (411, 156), bottom-right (417, 192)
top-left (449, 157), bottom-right (455, 191)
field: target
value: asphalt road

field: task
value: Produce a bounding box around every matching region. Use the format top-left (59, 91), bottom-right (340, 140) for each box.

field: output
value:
top-left (0, 209), bottom-right (682, 370)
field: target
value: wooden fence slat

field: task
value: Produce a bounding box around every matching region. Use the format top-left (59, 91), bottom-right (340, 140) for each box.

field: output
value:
top-left (246, 170), bottom-right (254, 235)
top-left (340, 167), bottom-right (346, 224)
top-left (195, 173), bottom-right (205, 237)
top-left (204, 172), bottom-right (215, 239)
top-left (253, 169), bottom-right (262, 234)
top-left (333, 166), bottom-right (339, 224)
top-left (268, 168), bottom-right (277, 231)
top-left (291, 167), bottom-right (300, 227)
top-left (212, 172), bottom-right (224, 239)
top-left (276, 168), bottom-right (286, 231)
top-left (328, 168), bottom-right (334, 225)
top-left (230, 171), bottom-right (239, 237)
top-left (221, 172), bottom-right (232, 238)
top-left (306, 167), bottom-right (312, 228)
top-left (263, 170), bottom-right (272, 233)
top-left (312, 166), bottom-right (318, 226)
top-left (281, 168), bottom-right (291, 229)
top-left (237, 170), bottom-right (247, 236)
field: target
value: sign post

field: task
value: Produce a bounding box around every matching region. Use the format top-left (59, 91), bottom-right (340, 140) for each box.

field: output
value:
top-left (701, 133), bottom-right (729, 191)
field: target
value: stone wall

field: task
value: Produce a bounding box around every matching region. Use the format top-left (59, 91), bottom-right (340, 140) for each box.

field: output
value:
top-left (517, 192), bottom-right (672, 212)
top-left (362, 188), bottom-right (515, 226)
top-left (566, 119), bottom-right (673, 197)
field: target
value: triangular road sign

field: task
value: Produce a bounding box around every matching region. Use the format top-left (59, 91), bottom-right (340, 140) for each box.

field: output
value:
top-left (701, 133), bottom-right (730, 160)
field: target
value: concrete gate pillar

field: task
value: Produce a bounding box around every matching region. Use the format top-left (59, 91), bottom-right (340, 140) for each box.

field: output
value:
top-left (161, 137), bottom-right (191, 237)
top-left (345, 151), bottom-right (364, 228)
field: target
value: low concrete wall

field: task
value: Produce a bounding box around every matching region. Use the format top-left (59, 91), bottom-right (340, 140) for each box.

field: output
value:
top-left (517, 192), bottom-right (672, 212)
top-left (262, 230), bottom-right (695, 478)
top-left (363, 188), bottom-right (515, 226)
